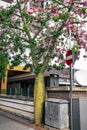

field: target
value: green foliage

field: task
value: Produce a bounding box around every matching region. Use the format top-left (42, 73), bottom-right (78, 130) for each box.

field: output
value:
top-left (59, 53), bottom-right (64, 59)
top-left (29, 40), bottom-right (36, 49)
top-left (53, 16), bottom-right (59, 22)
top-left (28, 15), bottom-right (35, 22)
top-left (0, 0), bottom-right (86, 79)
top-left (15, 87), bottom-right (21, 95)
top-left (50, 30), bottom-right (62, 38)
top-left (0, 5), bottom-right (17, 23)
top-left (39, 19), bottom-right (47, 26)
top-left (52, 62), bottom-right (65, 70)
top-left (47, 65), bottom-right (52, 71)
top-left (23, 64), bottom-right (31, 70)
top-left (60, 12), bottom-right (69, 20)
top-left (51, 53), bottom-right (56, 59)
top-left (11, 54), bottom-right (22, 66)
top-left (82, 8), bottom-right (87, 14)
top-left (1, 6), bottom-right (14, 16)
top-left (53, 64), bottom-right (57, 68)
top-left (23, 23), bottom-right (28, 31)
top-left (22, 10), bottom-right (28, 17)
top-left (0, 53), bottom-right (8, 78)
top-left (72, 43), bottom-right (79, 54)
top-left (56, 62), bottom-right (65, 70)
top-left (34, 67), bottom-right (40, 74)
top-left (9, 65), bottom-right (14, 70)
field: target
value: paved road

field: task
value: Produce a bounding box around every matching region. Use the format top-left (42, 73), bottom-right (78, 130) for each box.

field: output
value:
top-left (0, 110), bottom-right (69, 130)
top-left (0, 110), bottom-right (35, 130)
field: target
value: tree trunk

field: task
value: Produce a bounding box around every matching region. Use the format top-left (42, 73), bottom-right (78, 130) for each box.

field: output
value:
top-left (34, 72), bottom-right (45, 125)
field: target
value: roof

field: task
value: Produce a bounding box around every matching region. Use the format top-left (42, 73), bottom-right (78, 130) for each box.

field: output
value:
top-left (8, 68), bottom-right (70, 82)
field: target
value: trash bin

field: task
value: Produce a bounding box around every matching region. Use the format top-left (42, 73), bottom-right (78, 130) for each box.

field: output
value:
top-left (45, 98), bottom-right (69, 129)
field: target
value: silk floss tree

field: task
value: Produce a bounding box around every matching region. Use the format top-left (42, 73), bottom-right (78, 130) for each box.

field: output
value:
top-left (0, 0), bottom-right (87, 126)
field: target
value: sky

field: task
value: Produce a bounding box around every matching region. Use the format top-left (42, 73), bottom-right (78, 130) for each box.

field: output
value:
top-left (74, 48), bottom-right (87, 70)
top-left (0, 1), bottom-right (10, 7)
top-left (0, 0), bottom-right (87, 70)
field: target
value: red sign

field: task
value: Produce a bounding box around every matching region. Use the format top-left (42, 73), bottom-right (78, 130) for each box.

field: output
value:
top-left (66, 50), bottom-right (73, 65)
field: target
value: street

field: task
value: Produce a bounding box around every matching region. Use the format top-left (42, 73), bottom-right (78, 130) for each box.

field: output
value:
top-left (0, 110), bottom-right (35, 130)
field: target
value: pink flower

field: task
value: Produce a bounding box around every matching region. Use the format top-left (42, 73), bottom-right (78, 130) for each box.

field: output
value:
top-left (0, 6), bottom-right (4, 10)
top-left (64, 0), bottom-right (73, 4)
top-left (64, 0), bottom-right (70, 2)
top-left (24, 0), bottom-right (28, 4)
top-left (10, 14), bottom-right (16, 21)
top-left (28, 7), bottom-right (43, 14)
top-left (54, 13), bottom-right (60, 17)
top-left (8, 45), bottom-right (14, 52)
top-left (64, 19), bottom-right (72, 26)
top-left (82, 1), bottom-right (87, 6)
top-left (35, 0), bottom-right (44, 2)
top-left (0, 30), bottom-right (3, 35)
top-left (36, 16), bottom-right (41, 20)
top-left (37, 7), bottom-right (43, 12)
top-left (70, 25), bottom-right (77, 32)
top-left (50, 7), bottom-right (59, 13)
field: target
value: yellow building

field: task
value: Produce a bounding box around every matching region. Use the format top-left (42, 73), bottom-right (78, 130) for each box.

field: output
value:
top-left (0, 65), bottom-right (31, 95)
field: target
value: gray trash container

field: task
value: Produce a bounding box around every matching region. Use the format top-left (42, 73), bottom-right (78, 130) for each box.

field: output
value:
top-left (45, 98), bottom-right (69, 129)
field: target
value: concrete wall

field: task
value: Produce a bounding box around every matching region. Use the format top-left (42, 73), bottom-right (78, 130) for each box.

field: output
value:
top-left (0, 95), bottom-right (34, 120)
top-left (46, 86), bottom-right (87, 100)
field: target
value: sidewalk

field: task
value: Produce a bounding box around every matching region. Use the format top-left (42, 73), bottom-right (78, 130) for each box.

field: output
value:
top-left (0, 110), bottom-right (35, 130)
top-left (0, 110), bottom-right (69, 130)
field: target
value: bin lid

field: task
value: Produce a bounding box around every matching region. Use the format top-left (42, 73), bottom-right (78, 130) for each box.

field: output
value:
top-left (45, 98), bottom-right (69, 104)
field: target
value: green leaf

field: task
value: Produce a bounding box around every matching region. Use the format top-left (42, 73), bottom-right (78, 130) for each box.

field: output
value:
top-left (23, 64), bottom-right (31, 70)
top-left (23, 23), bottom-right (28, 31)
top-left (60, 12), bottom-right (69, 20)
top-left (47, 65), bottom-right (52, 71)
top-left (59, 53), bottom-right (64, 59)
top-left (51, 30), bottom-right (62, 38)
top-left (40, 19), bottom-right (46, 26)
top-left (53, 16), bottom-right (59, 22)
top-left (72, 43), bottom-right (79, 54)
top-left (34, 67), bottom-right (40, 74)
top-left (11, 55), bottom-right (22, 66)
top-left (56, 62), bottom-right (65, 70)
top-left (22, 10), bottom-right (27, 16)
top-left (0, 53), bottom-right (8, 78)
top-left (82, 8), bottom-right (87, 14)
top-left (29, 15), bottom-right (35, 22)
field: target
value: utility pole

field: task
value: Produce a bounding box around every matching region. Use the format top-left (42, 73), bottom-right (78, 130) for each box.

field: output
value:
top-left (70, 64), bottom-right (73, 130)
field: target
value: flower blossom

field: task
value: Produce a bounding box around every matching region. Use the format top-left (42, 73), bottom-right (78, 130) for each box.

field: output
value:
top-left (0, 30), bottom-right (3, 35)
top-left (28, 7), bottom-right (43, 14)
top-left (64, 0), bottom-right (70, 3)
top-left (50, 7), bottom-right (59, 13)
top-left (24, 0), bottom-right (28, 3)
top-left (10, 14), bottom-right (16, 21)
top-left (82, 1), bottom-right (87, 6)
top-left (70, 25), bottom-right (77, 32)
top-left (76, 6), bottom-right (83, 16)
top-left (35, 0), bottom-right (44, 2)
top-left (64, 18), bottom-right (72, 26)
